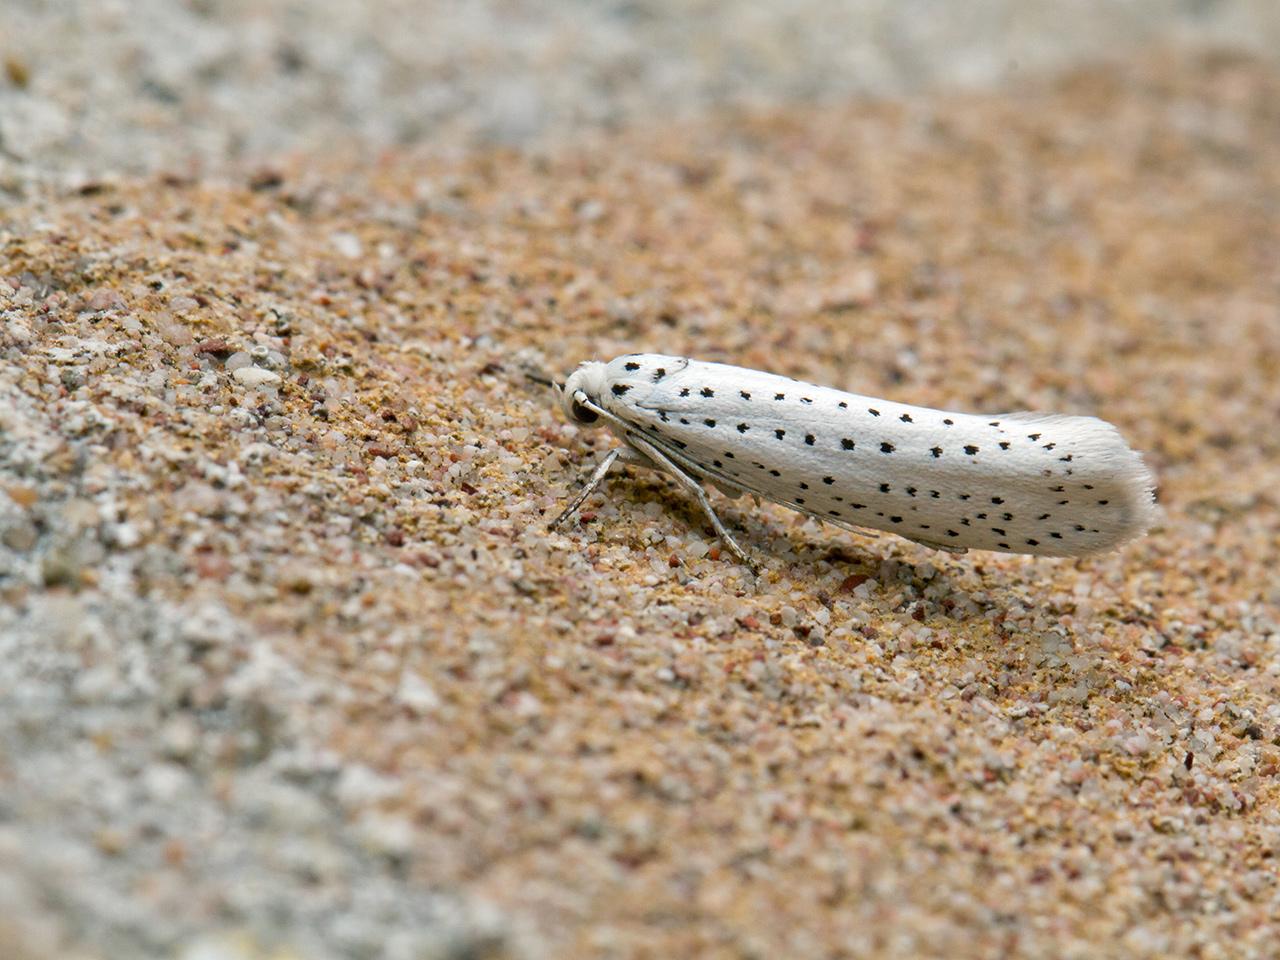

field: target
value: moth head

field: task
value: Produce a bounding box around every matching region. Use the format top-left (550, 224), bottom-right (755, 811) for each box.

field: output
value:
top-left (559, 361), bottom-right (608, 426)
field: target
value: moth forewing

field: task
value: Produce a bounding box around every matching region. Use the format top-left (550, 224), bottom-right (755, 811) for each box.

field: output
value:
top-left (552, 354), bottom-right (1156, 563)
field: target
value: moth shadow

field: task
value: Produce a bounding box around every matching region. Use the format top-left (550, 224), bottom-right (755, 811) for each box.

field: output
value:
top-left (630, 470), bottom-right (973, 600)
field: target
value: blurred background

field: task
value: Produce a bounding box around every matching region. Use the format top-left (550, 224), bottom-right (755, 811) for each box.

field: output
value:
top-left (3, 0), bottom-right (1280, 183)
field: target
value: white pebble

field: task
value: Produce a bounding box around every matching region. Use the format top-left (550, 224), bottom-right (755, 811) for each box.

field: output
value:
top-left (397, 673), bottom-right (441, 714)
top-left (331, 231), bottom-right (363, 258)
top-left (232, 367), bottom-right (281, 387)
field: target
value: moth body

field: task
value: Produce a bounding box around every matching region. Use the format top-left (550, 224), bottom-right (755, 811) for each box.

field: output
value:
top-left (555, 354), bottom-right (1156, 563)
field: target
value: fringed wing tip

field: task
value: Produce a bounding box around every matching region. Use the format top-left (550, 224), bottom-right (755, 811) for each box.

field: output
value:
top-left (999, 411), bottom-right (1158, 557)
top-left (1071, 432), bottom-right (1158, 557)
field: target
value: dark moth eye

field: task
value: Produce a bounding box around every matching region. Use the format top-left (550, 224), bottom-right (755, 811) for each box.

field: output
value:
top-left (570, 400), bottom-right (599, 424)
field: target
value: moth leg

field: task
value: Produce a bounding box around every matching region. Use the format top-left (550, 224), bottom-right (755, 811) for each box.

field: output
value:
top-left (903, 534), bottom-right (969, 555)
top-left (625, 434), bottom-right (758, 574)
top-left (549, 448), bottom-right (623, 530)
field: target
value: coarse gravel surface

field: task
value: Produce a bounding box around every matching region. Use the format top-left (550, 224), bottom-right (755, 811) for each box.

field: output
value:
top-left (2, 49), bottom-right (1280, 960)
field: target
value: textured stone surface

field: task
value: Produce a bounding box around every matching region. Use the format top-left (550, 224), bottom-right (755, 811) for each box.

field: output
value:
top-left (2, 50), bottom-right (1279, 960)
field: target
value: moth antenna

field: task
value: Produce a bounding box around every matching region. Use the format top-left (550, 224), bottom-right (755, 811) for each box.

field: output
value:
top-left (523, 368), bottom-right (558, 389)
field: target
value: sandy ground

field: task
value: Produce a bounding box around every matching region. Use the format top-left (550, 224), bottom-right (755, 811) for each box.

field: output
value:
top-left (2, 46), bottom-right (1280, 960)
top-left (4, 0), bottom-right (1280, 184)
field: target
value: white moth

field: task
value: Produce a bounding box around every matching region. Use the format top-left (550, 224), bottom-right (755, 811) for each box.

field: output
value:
top-left (549, 354), bottom-right (1155, 571)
